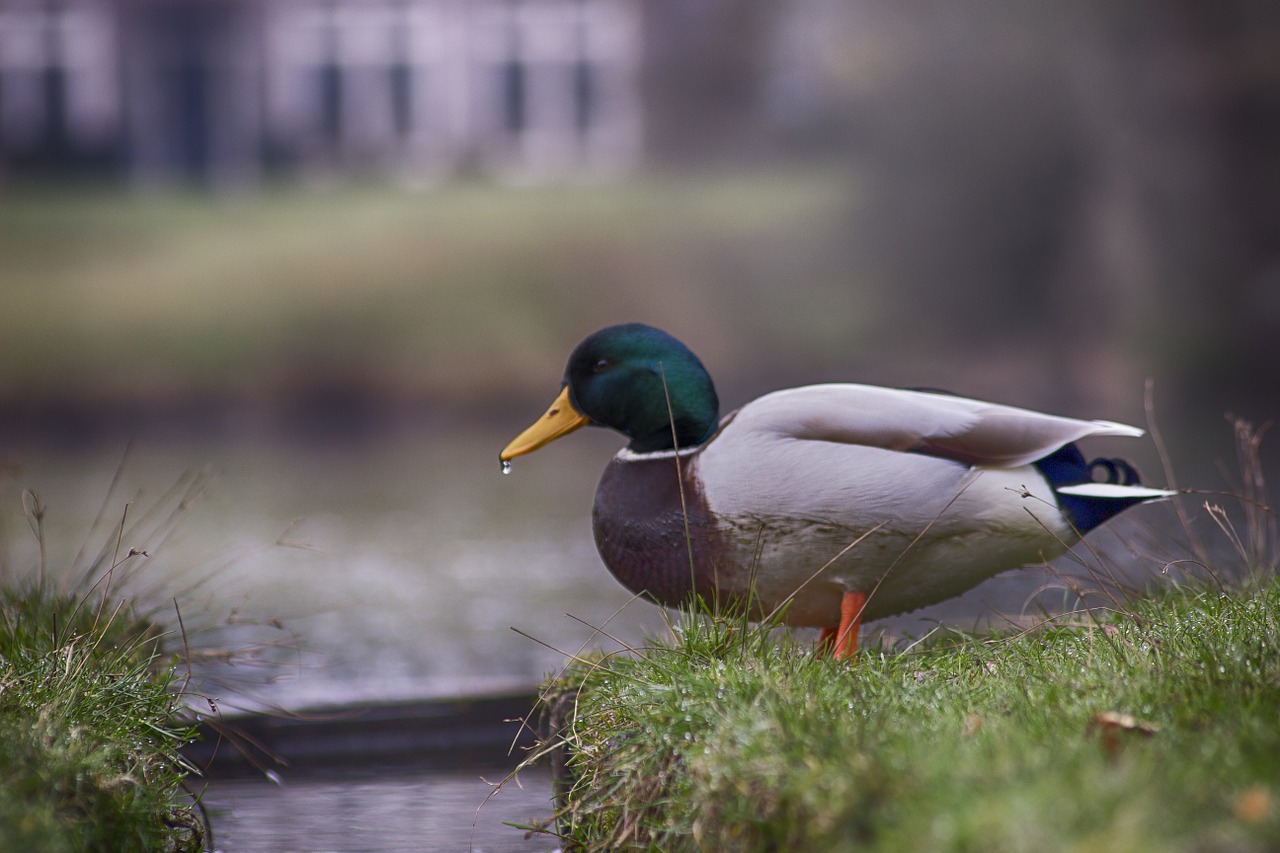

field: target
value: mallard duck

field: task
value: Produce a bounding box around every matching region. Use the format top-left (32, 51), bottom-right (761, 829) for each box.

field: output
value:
top-left (500, 323), bottom-right (1172, 658)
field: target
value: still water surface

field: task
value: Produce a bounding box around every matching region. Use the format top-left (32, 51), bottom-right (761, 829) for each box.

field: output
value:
top-left (200, 764), bottom-right (555, 853)
top-left (3, 422), bottom-right (668, 710)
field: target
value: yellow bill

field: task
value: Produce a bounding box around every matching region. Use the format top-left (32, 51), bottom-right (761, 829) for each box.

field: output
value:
top-left (500, 385), bottom-right (590, 461)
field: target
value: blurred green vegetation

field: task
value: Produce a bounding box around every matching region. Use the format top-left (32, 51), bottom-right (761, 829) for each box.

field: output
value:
top-left (0, 168), bottom-right (1270, 489)
top-left (0, 171), bottom-right (860, 404)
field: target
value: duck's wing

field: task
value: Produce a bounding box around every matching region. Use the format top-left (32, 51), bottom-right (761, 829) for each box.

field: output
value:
top-left (732, 384), bottom-right (1143, 468)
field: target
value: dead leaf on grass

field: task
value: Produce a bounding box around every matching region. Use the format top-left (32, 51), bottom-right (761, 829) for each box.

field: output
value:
top-left (1088, 711), bottom-right (1158, 758)
top-left (1233, 786), bottom-right (1272, 823)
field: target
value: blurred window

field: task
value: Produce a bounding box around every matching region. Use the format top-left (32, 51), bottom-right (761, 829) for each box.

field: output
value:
top-left (0, 2), bottom-right (118, 157)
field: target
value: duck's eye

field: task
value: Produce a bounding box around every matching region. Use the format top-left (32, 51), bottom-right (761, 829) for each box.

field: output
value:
top-left (593, 358), bottom-right (612, 373)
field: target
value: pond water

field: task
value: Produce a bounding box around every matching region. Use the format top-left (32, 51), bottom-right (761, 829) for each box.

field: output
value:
top-left (2, 420), bottom-right (670, 711)
top-left (200, 764), bottom-right (556, 853)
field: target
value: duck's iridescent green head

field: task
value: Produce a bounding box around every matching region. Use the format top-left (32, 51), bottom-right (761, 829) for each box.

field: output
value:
top-left (567, 324), bottom-right (720, 452)
top-left (501, 323), bottom-right (720, 460)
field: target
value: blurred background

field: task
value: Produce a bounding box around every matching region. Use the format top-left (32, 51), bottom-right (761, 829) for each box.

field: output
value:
top-left (1, 0), bottom-right (1278, 711)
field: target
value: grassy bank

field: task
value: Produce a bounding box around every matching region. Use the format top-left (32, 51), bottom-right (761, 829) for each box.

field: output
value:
top-left (521, 429), bottom-right (1280, 852)
top-left (532, 575), bottom-right (1279, 852)
top-left (0, 584), bottom-right (202, 852)
top-left (525, 425), bottom-right (1279, 851)
top-left (0, 479), bottom-right (215, 851)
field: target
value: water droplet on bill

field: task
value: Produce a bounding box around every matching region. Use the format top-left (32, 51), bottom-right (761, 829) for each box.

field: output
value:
top-left (501, 459), bottom-right (512, 474)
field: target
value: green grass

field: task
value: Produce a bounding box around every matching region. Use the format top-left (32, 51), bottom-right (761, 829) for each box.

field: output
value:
top-left (522, 428), bottom-right (1280, 852)
top-left (0, 585), bottom-right (202, 852)
top-left (532, 576), bottom-right (1280, 852)
top-left (0, 476), bottom-right (222, 851)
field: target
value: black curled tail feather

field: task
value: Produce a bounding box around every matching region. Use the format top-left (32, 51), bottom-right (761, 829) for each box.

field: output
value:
top-left (1034, 444), bottom-right (1151, 534)
top-left (1089, 457), bottom-right (1141, 486)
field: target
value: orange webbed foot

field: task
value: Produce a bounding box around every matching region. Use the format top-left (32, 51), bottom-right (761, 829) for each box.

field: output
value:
top-left (818, 590), bottom-right (867, 661)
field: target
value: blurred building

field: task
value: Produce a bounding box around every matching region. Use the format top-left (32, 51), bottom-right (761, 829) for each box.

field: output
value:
top-left (0, 0), bottom-right (642, 184)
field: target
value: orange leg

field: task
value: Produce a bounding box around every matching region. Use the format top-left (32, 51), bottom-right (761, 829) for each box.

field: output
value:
top-left (828, 590), bottom-right (867, 660)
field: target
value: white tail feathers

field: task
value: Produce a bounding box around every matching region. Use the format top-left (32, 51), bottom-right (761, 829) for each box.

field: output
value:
top-left (1088, 420), bottom-right (1146, 438)
top-left (1056, 483), bottom-right (1176, 499)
